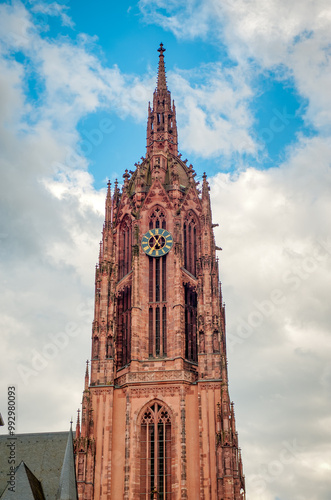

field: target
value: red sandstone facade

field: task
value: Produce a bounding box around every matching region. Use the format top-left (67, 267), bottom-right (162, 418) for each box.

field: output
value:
top-left (74, 44), bottom-right (245, 500)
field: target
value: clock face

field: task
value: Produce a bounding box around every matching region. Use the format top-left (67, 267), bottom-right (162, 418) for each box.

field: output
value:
top-left (141, 228), bottom-right (173, 257)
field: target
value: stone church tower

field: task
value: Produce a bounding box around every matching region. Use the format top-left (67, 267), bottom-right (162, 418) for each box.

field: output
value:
top-left (74, 44), bottom-right (245, 500)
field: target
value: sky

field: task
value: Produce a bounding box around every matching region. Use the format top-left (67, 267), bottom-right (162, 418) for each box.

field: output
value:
top-left (0, 1), bottom-right (330, 499)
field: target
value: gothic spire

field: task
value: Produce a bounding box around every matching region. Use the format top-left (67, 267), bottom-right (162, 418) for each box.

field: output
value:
top-left (156, 43), bottom-right (167, 92)
top-left (146, 44), bottom-right (178, 156)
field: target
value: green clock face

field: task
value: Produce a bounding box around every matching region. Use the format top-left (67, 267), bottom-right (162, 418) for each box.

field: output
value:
top-left (141, 228), bottom-right (173, 257)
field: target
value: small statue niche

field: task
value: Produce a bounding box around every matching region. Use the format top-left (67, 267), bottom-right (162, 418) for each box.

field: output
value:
top-left (199, 332), bottom-right (205, 353)
top-left (213, 331), bottom-right (220, 353)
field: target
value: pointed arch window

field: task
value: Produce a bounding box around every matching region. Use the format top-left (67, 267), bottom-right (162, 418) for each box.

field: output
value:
top-left (116, 285), bottom-right (131, 367)
top-left (148, 207), bottom-right (167, 357)
top-left (183, 211), bottom-right (198, 277)
top-left (140, 402), bottom-right (172, 499)
top-left (184, 284), bottom-right (197, 362)
top-left (119, 216), bottom-right (132, 280)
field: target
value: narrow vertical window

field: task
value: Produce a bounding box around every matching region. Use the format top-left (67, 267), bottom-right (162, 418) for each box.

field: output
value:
top-left (149, 307), bottom-right (153, 357)
top-left (116, 286), bottom-right (132, 368)
top-left (183, 223), bottom-right (187, 270)
top-left (148, 207), bottom-right (168, 357)
top-left (188, 224), bottom-right (192, 273)
top-left (123, 229), bottom-right (126, 277)
top-left (149, 257), bottom-right (153, 302)
top-left (155, 257), bottom-right (160, 302)
top-left (193, 226), bottom-right (197, 276)
top-left (162, 306), bottom-right (167, 356)
top-left (162, 258), bottom-right (166, 302)
top-left (119, 217), bottom-right (132, 280)
top-left (140, 402), bottom-right (172, 499)
top-left (183, 212), bottom-right (198, 277)
top-left (127, 289), bottom-right (131, 362)
top-left (184, 284), bottom-right (197, 362)
top-left (155, 307), bottom-right (160, 355)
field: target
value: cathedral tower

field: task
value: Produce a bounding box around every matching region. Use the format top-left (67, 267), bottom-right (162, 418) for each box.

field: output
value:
top-left (74, 44), bottom-right (245, 500)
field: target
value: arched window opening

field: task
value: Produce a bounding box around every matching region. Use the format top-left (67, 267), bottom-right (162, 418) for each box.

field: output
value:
top-left (184, 284), bottom-right (197, 362)
top-left (119, 217), bottom-right (132, 280)
top-left (183, 211), bottom-right (198, 277)
top-left (140, 402), bottom-right (172, 499)
top-left (116, 286), bottom-right (131, 368)
top-left (149, 207), bottom-right (166, 230)
top-left (148, 208), bottom-right (167, 357)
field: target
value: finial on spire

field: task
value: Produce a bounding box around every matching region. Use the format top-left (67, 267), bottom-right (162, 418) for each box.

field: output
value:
top-left (123, 169), bottom-right (130, 187)
top-left (158, 42), bottom-right (166, 56)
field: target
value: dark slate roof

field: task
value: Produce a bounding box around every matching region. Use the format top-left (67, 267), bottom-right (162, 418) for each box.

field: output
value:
top-left (1, 461), bottom-right (45, 500)
top-left (0, 431), bottom-right (72, 500)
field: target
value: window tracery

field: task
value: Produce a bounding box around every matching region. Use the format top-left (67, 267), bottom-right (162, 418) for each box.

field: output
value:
top-left (140, 402), bottom-right (172, 499)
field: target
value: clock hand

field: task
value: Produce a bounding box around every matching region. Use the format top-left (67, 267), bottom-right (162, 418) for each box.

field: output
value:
top-left (151, 235), bottom-right (161, 250)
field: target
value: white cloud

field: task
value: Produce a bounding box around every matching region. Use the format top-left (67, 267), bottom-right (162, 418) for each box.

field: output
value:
top-left (139, 0), bottom-right (213, 39)
top-left (139, 0), bottom-right (331, 131)
top-left (169, 65), bottom-right (256, 158)
top-left (31, 1), bottom-right (75, 28)
top-left (210, 134), bottom-right (331, 499)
